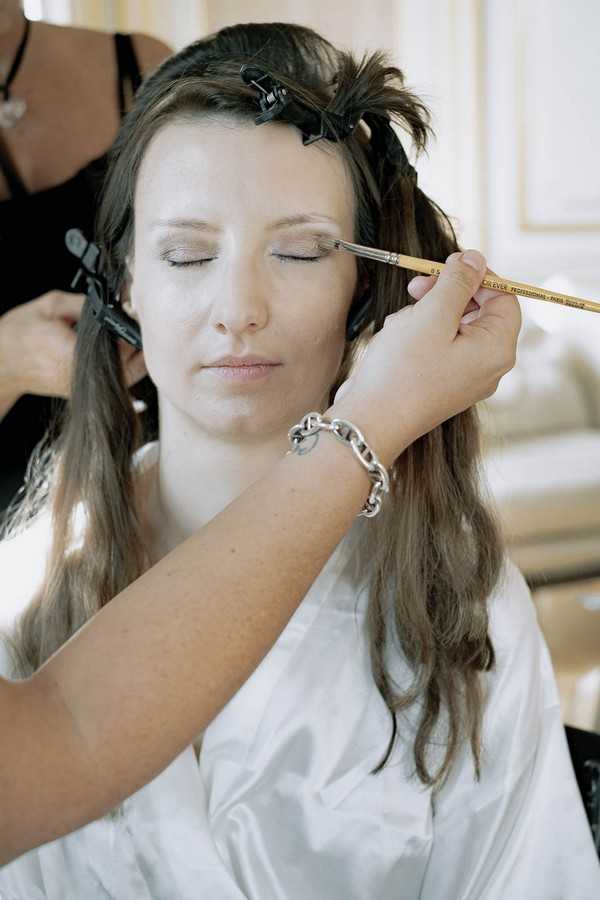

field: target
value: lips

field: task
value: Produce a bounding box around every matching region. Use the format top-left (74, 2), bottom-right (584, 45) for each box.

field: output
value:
top-left (203, 362), bottom-right (280, 381)
top-left (205, 354), bottom-right (280, 367)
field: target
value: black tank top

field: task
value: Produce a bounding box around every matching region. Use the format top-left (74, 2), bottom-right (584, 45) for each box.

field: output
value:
top-left (0, 33), bottom-right (156, 520)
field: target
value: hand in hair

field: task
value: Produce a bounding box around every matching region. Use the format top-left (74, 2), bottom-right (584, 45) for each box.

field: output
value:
top-left (0, 291), bottom-right (147, 402)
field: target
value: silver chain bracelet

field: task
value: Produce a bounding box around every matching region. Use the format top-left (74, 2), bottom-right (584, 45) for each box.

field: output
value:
top-left (286, 412), bottom-right (390, 518)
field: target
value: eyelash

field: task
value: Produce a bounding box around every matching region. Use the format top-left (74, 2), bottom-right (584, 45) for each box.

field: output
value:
top-left (165, 254), bottom-right (323, 268)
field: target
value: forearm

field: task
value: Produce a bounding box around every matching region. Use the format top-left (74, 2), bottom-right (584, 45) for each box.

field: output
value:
top-left (0, 360), bottom-right (22, 422)
top-left (0, 386), bottom-right (21, 422)
top-left (0, 314), bottom-right (22, 422)
top-left (0, 409), bottom-right (407, 862)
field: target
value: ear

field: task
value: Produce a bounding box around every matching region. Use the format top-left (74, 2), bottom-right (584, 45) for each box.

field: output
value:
top-left (121, 255), bottom-right (137, 319)
top-left (122, 298), bottom-right (136, 319)
top-left (120, 284), bottom-right (137, 319)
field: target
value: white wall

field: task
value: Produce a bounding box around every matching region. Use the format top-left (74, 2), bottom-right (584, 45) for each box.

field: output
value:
top-left (483, 0), bottom-right (600, 345)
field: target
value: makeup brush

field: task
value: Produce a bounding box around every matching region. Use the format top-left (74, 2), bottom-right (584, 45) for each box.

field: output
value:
top-left (318, 238), bottom-right (600, 315)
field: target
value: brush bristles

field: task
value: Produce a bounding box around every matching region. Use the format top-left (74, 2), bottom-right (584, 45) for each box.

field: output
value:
top-left (317, 237), bottom-right (341, 251)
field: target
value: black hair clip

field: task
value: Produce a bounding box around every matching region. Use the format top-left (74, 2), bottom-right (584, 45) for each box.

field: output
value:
top-left (240, 64), bottom-right (358, 146)
top-left (65, 228), bottom-right (142, 350)
top-left (362, 112), bottom-right (417, 182)
top-left (240, 64), bottom-right (416, 184)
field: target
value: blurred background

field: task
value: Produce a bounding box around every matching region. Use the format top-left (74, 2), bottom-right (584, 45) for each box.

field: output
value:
top-left (22, 0), bottom-right (600, 730)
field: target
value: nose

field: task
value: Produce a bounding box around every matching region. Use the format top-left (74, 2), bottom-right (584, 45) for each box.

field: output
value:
top-left (208, 255), bottom-right (270, 336)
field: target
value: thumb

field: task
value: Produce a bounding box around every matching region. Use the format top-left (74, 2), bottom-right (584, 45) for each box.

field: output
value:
top-left (419, 249), bottom-right (488, 331)
top-left (47, 292), bottom-right (86, 323)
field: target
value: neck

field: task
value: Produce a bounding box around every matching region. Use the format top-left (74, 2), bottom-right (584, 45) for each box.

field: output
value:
top-left (0, 6), bottom-right (24, 69)
top-left (137, 395), bottom-right (333, 566)
top-left (143, 427), bottom-right (292, 566)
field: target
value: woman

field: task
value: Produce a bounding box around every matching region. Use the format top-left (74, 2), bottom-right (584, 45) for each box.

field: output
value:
top-left (0, 0), bottom-right (170, 517)
top-left (1, 21), bottom-right (597, 899)
top-left (1, 249), bottom-right (521, 869)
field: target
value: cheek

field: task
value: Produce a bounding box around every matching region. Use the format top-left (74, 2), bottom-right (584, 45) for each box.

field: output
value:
top-left (288, 300), bottom-right (349, 388)
top-left (298, 285), bottom-right (351, 352)
top-left (287, 268), bottom-right (352, 331)
top-left (133, 265), bottom-right (198, 336)
top-left (131, 284), bottom-right (196, 385)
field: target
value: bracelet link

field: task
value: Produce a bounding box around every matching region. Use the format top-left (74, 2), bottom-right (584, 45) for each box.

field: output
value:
top-left (287, 412), bottom-right (390, 518)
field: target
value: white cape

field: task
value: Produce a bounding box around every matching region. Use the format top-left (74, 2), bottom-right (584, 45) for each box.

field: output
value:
top-left (1, 440), bottom-right (598, 899)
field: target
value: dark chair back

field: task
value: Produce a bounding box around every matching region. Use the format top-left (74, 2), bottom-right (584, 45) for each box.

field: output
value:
top-left (565, 725), bottom-right (600, 858)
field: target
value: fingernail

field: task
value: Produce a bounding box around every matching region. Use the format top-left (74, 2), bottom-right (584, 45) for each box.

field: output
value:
top-left (460, 309), bottom-right (481, 324)
top-left (461, 250), bottom-right (485, 272)
top-left (407, 276), bottom-right (419, 289)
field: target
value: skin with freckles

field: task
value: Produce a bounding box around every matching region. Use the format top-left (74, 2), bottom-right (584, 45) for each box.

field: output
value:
top-left (124, 117), bottom-right (363, 564)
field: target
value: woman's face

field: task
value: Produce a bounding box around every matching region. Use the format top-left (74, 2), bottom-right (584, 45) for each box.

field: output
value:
top-left (128, 116), bottom-right (360, 440)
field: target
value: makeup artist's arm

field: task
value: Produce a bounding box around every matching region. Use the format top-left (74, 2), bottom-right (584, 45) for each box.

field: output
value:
top-left (0, 251), bottom-right (521, 863)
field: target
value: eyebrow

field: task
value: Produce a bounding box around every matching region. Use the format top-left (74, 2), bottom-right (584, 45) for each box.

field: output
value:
top-left (150, 213), bottom-right (340, 232)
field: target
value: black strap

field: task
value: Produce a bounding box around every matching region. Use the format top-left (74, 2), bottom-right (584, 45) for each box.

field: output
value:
top-left (0, 128), bottom-right (28, 198)
top-left (1, 17), bottom-right (31, 100)
top-left (114, 33), bottom-right (143, 118)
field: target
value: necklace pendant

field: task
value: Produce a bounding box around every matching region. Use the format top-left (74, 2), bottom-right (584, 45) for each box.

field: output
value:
top-left (0, 95), bottom-right (26, 128)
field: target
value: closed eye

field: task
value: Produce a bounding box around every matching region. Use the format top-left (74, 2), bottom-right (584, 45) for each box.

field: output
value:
top-left (275, 254), bottom-right (322, 263)
top-left (165, 258), bottom-right (214, 268)
top-left (165, 254), bottom-right (324, 268)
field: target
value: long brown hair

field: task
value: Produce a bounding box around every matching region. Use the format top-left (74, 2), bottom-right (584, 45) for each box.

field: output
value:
top-left (1, 22), bottom-right (504, 790)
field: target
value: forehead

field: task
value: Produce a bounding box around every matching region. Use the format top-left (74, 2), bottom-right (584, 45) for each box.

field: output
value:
top-left (134, 116), bottom-right (355, 230)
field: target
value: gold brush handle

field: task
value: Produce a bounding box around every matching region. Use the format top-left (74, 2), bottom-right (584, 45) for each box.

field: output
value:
top-left (390, 253), bottom-right (600, 314)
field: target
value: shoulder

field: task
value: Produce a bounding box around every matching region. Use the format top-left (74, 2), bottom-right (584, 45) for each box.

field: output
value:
top-left (487, 556), bottom-right (538, 652)
top-left (0, 510), bottom-right (52, 636)
top-left (429, 558), bottom-right (562, 810)
top-left (486, 557), bottom-right (558, 706)
top-left (39, 22), bottom-right (172, 78)
top-left (469, 558), bottom-right (562, 788)
top-left (129, 33), bottom-right (173, 76)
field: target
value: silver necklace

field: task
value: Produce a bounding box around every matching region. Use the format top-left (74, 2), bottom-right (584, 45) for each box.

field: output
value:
top-left (0, 16), bottom-right (31, 128)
